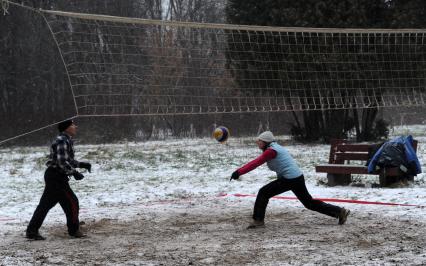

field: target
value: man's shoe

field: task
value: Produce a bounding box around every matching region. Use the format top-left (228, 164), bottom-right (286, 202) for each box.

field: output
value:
top-left (247, 219), bottom-right (265, 229)
top-left (338, 208), bottom-right (350, 225)
top-left (69, 230), bottom-right (86, 238)
top-left (26, 230), bottom-right (46, 241)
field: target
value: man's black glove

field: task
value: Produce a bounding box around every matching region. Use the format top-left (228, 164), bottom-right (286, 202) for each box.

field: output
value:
top-left (79, 162), bottom-right (92, 173)
top-left (230, 171), bottom-right (240, 181)
top-left (73, 171), bottom-right (85, 180)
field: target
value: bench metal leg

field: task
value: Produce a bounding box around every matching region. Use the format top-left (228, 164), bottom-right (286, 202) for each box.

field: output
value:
top-left (327, 174), bottom-right (351, 186)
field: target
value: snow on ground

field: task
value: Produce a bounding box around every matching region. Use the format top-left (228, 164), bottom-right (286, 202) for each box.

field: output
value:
top-left (0, 125), bottom-right (425, 265)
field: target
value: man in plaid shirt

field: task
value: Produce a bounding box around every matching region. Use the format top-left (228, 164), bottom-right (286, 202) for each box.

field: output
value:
top-left (26, 119), bottom-right (91, 240)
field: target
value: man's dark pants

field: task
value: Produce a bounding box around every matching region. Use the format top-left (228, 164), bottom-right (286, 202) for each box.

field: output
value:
top-left (27, 167), bottom-right (80, 235)
top-left (253, 175), bottom-right (342, 221)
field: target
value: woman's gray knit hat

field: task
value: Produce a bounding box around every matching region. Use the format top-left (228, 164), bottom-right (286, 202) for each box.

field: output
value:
top-left (258, 131), bottom-right (275, 142)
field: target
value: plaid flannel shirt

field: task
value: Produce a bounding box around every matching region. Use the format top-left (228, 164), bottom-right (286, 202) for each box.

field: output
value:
top-left (46, 133), bottom-right (80, 175)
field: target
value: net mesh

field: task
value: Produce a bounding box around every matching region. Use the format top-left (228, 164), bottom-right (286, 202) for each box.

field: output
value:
top-left (40, 10), bottom-right (426, 116)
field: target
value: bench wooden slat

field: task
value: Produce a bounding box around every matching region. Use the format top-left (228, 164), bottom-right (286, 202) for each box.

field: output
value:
top-left (336, 144), bottom-right (371, 152)
top-left (316, 164), bottom-right (402, 176)
top-left (336, 140), bottom-right (418, 153)
top-left (316, 164), bottom-right (369, 175)
top-left (335, 152), bottom-right (369, 161)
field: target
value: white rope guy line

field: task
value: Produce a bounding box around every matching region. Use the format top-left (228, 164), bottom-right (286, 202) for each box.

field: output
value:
top-left (0, 116), bottom-right (77, 146)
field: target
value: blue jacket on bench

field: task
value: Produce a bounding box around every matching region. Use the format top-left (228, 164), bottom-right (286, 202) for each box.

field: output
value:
top-left (367, 135), bottom-right (421, 175)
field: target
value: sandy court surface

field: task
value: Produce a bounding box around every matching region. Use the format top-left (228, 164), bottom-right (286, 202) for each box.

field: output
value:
top-left (1, 196), bottom-right (425, 266)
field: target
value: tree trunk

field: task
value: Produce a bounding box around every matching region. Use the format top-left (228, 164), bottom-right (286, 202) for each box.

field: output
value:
top-left (359, 108), bottom-right (378, 141)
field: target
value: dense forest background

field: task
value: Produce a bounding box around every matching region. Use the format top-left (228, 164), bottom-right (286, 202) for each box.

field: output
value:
top-left (0, 0), bottom-right (425, 146)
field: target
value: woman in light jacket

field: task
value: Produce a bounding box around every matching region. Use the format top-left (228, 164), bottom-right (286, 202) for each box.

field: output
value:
top-left (231, 131), bottom-right (350, 229)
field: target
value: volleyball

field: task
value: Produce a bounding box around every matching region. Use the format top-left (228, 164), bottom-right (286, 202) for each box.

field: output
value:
top-left (213, 126), bottom-right (229, 143)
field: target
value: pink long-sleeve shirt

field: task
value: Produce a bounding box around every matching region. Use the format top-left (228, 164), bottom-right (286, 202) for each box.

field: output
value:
top-left (237, 148), bottom-right (277, 175)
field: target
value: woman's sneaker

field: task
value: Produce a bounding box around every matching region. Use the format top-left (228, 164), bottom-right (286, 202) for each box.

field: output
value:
top-left (338, 208), bottom-right (350, 225)
top-left (247, 219), bottom-right (265, 229)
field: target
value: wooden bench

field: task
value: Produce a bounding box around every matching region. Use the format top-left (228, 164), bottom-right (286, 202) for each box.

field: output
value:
top-left (316, 139), bottom-right (418, 187)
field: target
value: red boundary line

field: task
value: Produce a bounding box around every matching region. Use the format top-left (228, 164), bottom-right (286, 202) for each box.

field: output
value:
top-left (221, 193), bottom-right (426, 208)
top-left (0, 218), bottom-right (16, 222)
top-left (1, 193), bottom-right (424, 222)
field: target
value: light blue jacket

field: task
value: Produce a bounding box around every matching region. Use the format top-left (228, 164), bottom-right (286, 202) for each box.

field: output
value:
top-left (267, 142), bottom-right (303, 179)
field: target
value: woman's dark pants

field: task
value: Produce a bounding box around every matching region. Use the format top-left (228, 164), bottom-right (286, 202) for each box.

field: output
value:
top-left (253, 175), bottom-right (342, 221)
